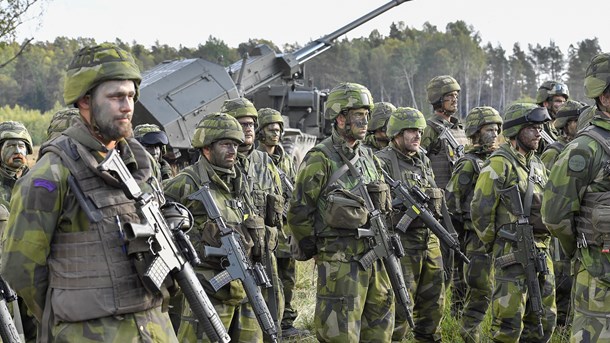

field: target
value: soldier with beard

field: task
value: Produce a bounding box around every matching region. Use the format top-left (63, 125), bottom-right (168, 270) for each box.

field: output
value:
top-left (0, 121), bottom-right (32, 207)
top-left (535, 80), bottom-right (570, 153)
top-left (445, 107), bottom-right (503, 342)
top-left (471, 103), bottom-right (556, 342)
top-left (0, 43), bottom-right (178, 342)
top-left (362, 102), bottom-right (395, 152)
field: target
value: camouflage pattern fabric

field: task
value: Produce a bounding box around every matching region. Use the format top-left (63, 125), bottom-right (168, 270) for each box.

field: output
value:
top-left (537, 121), bottom-right (560, 155)
top-left (361, 133), bottom-right (384, 152)
top-left (540, 135), bottom-right (569, 170)
top-left (163, 156), bottom-right (262, 342)
top-left (0, 122), bottom-right (176, 342)
top-left (376, 144), bottom-right (445, 343)
top-left (445, 145), bottom-right (494, 342)
top-left (45, 107), bottom-right (82, 143)
top-left (287, 129), bottom-right (395, 342)
top-left (542, 111), bottom-right (610, 342)
top-left (471, 142), bottom-right (556, 342)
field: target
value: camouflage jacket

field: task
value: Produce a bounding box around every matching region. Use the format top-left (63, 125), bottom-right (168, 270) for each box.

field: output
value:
top-left (421, 114), bottom-right (467, 155)
top-left (540, 135), bottom-right (569, 171)
top-left (163, 156), bottom-right (255, 304)
top-left (471, 142), bottom-right (548, 253)
top-left (445, 144), bottom-right (492, 230)
top-left (0, 167), bottom-right (19, 208)
top-left (0, 122), bottom-right (162, 323)
top-left (362, 133), bottom-right (384, 152)
top-left (287, 129), bottom-right (384, 259)
top-left (542, 112), bottom-right (610, 266)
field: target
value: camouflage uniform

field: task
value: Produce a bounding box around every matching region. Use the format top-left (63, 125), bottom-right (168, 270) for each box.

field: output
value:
top-left (163, 113), bottom-right (263, 343)
top-left (45, 107), bottom-right (82, 143)
top-left (362, 102), bottom-right (395, 152)
top-left (542, 52), bottom-right (610, 343)
top-left (535, 80), bottom-right (569, 154)
top-left (288, 83), bottom-right (394, 342)
top-left (221, 98), bottom-right (285, 341)
top-left (445, 106), bottom-right (503, 343)
top-left (471, 103), bottom-right (556, 343)
top-left (376, 107), bottom-right (445, 342)
top-left (539, 99), bottom-right (585, 328)
top-left (133, 123), bottom-right (174, 180)
top-left (255, 108), bottom-right (303, 336)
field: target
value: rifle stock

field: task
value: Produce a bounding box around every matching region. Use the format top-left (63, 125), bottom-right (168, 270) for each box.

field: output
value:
top-left (382, 169), bottom-right (470, 264)
top-left (0, 276), bottom-right (20, 343)
top-left (98, 149), bottom-right (230, 343)
top-left (187, 185), bottom-right (279, 343)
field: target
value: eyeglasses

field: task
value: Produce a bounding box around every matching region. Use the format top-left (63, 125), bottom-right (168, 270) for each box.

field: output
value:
top-left (240, 122), bottom-right (255, 129)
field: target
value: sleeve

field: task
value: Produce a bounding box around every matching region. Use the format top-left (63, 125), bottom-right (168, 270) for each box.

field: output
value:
top-left (445, 158), bottom-right (475, 219)
top-left (0, 154), bottom-right (67, 320)
top-left (286, 150), bottom-right (329, 259)
top-left (540, 147), bottom-right (559, 172)
top-left (421, 124), bottom-right (440, 155)
top-left (542, 140), bottom-right (595, 257)
top-left (470, 156), bottom-right (507, 253)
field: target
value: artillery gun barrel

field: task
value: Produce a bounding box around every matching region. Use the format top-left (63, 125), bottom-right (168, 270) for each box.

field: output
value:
top-left (294, 0), bottom-right (412, 63)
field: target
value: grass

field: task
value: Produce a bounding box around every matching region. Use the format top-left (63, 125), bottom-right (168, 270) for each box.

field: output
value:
top-left (288, 259), bottom-right (570, 343)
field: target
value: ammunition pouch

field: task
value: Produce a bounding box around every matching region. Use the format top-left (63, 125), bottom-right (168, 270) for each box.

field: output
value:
top-left (576, 191), bottom-right (610, 250)
top-left (252, 189), bottom-right (267, 217)
top-left (244, 215), bottom-right (266, 259)
top-left (266, 225), bottom-right (279, 254)
top-left (323, 188), bottom-right (369, 229)
top-left (426, 187), bottom-right (444, 218)
top-left (366, 181), bottom-right (392, 214)
top-left (265, 193), bottom-right (284, 227)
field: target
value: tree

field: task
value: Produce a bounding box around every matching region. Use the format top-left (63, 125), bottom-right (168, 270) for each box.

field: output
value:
top-left (0, 0), bottom-right (46, 68)
top-left (566, 38), bottom-right (601, 102)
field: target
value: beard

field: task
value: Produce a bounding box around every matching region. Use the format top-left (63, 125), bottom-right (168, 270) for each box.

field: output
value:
top-left (90, 100), bottom-right (132, 142)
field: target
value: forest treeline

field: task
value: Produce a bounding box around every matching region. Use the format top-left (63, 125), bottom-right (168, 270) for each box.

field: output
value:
top-left (0, 19), bottom-right (604, 138)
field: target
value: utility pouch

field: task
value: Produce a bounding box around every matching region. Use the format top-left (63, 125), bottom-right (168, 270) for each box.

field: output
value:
top-left (265, 193), bottom-right (284, 227)
top-left (592, 205), bottom-right (610, 251)
top-left (323, 188), bottom-right (369, 229)
top-left (244, 215), bottom-right (266, 259)
top-left (426, 187), bottom-right (444, 217)
top-left (265, 225), bottom-right (279, 253)
top-left (366, 181), bottom-right (392, 213)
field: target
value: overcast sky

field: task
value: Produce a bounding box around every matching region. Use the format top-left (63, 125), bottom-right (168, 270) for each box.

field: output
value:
top-left (17, 0), bottom-right (608, 57)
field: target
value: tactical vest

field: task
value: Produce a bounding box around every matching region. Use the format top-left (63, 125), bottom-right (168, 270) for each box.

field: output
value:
top-left (454, 153), bottom-right (484, 221)
top-left (239, 149), bottom-right (281, 227)
top-left (41, 135), bottom-right (161, 323)
top-left (314, 138), bottom-right (381, 237)
top-left (574, 125), bottom-right (610, 248)
top-left (426, 119), bottom-right (469, 189)
top-left (491, 148), bottom-right (548, 235)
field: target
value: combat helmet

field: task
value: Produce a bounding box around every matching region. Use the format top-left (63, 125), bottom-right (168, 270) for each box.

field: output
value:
top-left (0, 121), bottom-right (33, 154)
top-left (584, 52), bottom-right (610, 99)
top-left (63, 43), bottom-right (141, 105)
top-left (191, 113), bottom-right (245, 148)
top-left (554, 100), bottom-right (586, 130)
top-left (426, 75), bottom-right (461, 105)
top-left (386, 107), bottom-right (426, 139)
top-left (535, 80), bottom-right (570, 104)
top-left (368, 102), bottom-right (396, 131)
top-left (46, 107), bottom-right (82, 142)
top-left (502, 103), bottom-right (551, 138)
top-left (220, 97), bottom-right (258, 121)
top-left (133, 124), bottom-right (169, 146)
top-left (257, 108), bottom-right (284, 132)
top-left (324, 82), bottom-right (373, 120)
top-left (464, 106), bottom-right (503, 137)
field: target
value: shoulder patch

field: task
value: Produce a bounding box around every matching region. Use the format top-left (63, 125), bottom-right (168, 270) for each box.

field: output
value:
top-left (567, 154), bottom-right (586, 172)
top-left (33, 178), bottom-right (57, 192)
top-left (458, 173), bottom-right (472, 185)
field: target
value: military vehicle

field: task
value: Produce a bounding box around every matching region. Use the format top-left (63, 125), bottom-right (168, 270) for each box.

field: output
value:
top-left (134, 0), bottom-right (411, 166)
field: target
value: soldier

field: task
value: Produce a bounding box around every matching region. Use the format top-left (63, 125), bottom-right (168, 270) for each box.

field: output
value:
top-left (535, 80), bottom-right (570, 153)
top-left (162, 112), bottom-right (262, 342)
top-left (471, 103), bottom-right (556, 342)
top-left (0, 43), bottom-right (178, 342)
top-left (445, 107), bottom-right (503, 342)
top-left (542, 52), bottom-right (610, 342)
top-left (288, 82), bottom-right (395, 342)
top-left (421, 75), bottom-right (468, 312)
top-left (133, 123), bottom-right (174, 180)
top-left (377, 107), bottom-right (446, 342)
top-left (540, 99), bottom-right (586, 169)
top-left (45, 107), bottom-right (82, 143)
top-left (254, 108), bottom-right (308, 338)
top-left (362, 101), bottom-right (396, 152)
top-left (0, 120), bottom-right (37, 342)
top-left (220, 98), bottom-right (285, 341)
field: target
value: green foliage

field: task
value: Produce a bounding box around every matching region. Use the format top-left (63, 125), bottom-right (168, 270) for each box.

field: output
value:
top-left (0, 104), bottom-right (53, 146)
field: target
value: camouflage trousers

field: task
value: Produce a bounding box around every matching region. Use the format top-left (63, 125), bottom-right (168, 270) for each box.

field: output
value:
top-left (263, 253), bottom-right (284, 342)
top-left (277, 255), bottom-right (297, 328)
top-left (550, 237), bottom-right (573, 327)
top-left (51, 307), bottom-right (177, 343)
top-left (177, 296), bottom-right (262, 343)
top-left (394, 228), bottom-right (445, 343)
top-left (459, 229), bottom-right (493, 343)
top-left (570, 259), bottom-right (610, 343)
top-left (489, 240), bottom-right (556, 343)
top-left (315, 247), bottom-right (395, 343)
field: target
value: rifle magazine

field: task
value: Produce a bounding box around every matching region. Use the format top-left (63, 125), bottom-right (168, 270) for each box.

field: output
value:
top-left (144, 256), bottom-right (171, 292)
top-left (209, 270), bottom-right (232, 292)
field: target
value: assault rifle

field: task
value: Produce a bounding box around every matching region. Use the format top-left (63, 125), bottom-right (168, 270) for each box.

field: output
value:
top-left (496, 185), bottom-right (547, 337)
top-left (188, 185), bottom-right (279, 343)
top-left (277, 168), bottom-right (294, 218)
top-left (381, 170), bottom-right (470, 264)
top-left (351, 179), bottom-right (415, 328)
top-left (540, 130), bottom-right (555, 146)
top-left (0, 276), bottom-right (20, 343)
top-left (98, 149), bottom-right (230, 343)
top-left (438, 126), bottom-right (464, 160)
